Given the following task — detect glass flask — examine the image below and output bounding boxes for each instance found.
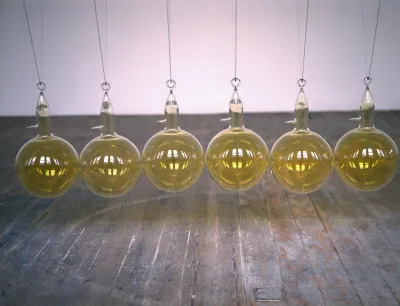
[15,91,79,198]
[206,88,269,190]
[270,88,333,193]
[334,86,398,191]
[142,90,204,192]
[80,92,141,197]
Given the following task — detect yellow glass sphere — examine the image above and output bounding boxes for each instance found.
[80,92,141,197]
[271,130,333,193]
[206,88,268,190]
[15,135,78,198]
[143,129,204,192]
[15,91,78,198]
[334,86,398,191]
[270,87,333,193]
[206,127,269,190]
[80,134,141,197]
[334,128,398,191]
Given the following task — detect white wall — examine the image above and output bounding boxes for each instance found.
[0,0,399,116]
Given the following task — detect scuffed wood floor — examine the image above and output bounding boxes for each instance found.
[0,112,399,305]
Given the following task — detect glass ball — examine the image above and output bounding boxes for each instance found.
[143,129,204,192]
[15,135,79,198]
[334,127,398,191]
[206,128,269,190]
[80,134,141,197]
[270,130,333,193]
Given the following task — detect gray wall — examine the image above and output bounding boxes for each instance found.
[0,0,399,116]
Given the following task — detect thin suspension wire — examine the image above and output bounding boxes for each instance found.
[93,0,107,84]
[360,0,368,77]
[234,0,238,79]
[300,0,309,81]
[40,0,44,81]
[23,0,41,84]
[166,0,173,81]
[296,0,302,78]
[367,0,381,78]
[105,0,108,79]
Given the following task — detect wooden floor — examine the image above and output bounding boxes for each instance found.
[0,112,400,306]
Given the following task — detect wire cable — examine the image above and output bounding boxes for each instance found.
[23,0,41,84]
[93,0,107,85]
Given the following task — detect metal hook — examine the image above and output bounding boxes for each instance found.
[230,78,241,89]
[166,79,176,89]
[363,76,372,86]
[297,78,307,88]
[36,82,46,91]
[101,82,111,92]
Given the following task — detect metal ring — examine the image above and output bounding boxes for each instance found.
[166,79,176,89]
[101,82,111,92]
[230,78,241,88]
[36,82,46,91]
[297,78,307,88]
[363,76,372,86]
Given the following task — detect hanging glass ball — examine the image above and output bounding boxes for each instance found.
[334,128,398,190]
[80,135,141,197]
[334,87,398,191]
[271,130,333,193]
[270,88,333,193]
[15,92,79,198]
[206,88,269,190]
[16,136,79,198]
[142,90,204,192]
[206,128,269,190]
[80,93,141,197]
[143,130,204,192]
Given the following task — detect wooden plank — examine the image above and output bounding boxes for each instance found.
[238,185,284,304]
[261,175,326,305]
[310,184,400,306]
[325,182,400,304]
[285,191,362,305]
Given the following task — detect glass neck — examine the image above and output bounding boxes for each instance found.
[166,112,179,130]
[37,114,52,136]
[294,107,309,131]
[36,92,51,136]
[229,109,244,128]
[101,112,116,135]
[359,106,375,128]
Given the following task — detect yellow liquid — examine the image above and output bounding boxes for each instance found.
[206,128,269,190]
[143,129,204,192]
[15,135,79,198]
[334,127,398,191]
[271,130,333,193]
[80,134,141,197]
